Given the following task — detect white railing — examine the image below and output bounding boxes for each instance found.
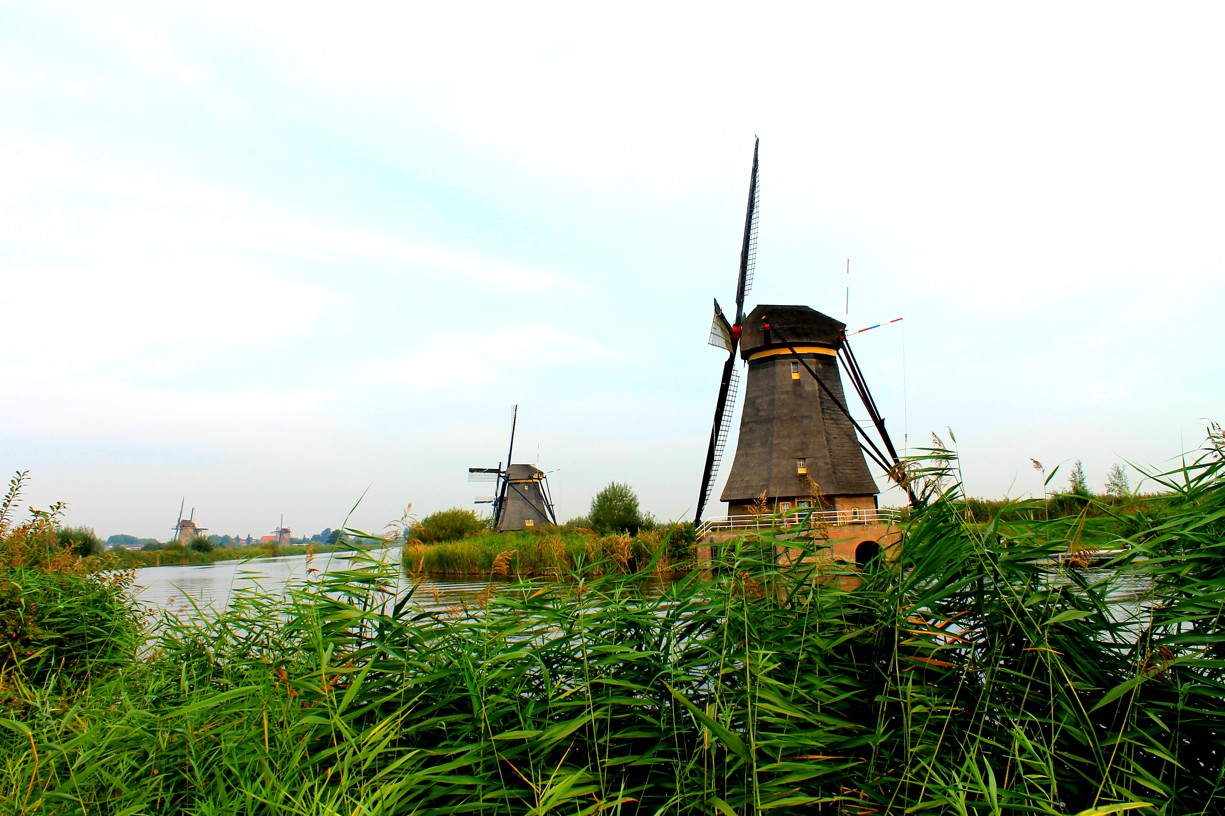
[696,508,903,540]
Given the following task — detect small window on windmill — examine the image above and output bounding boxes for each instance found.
[525,519,535,528]
[796,457,807,475]
[779,502,792,513]
[790,361,800,380]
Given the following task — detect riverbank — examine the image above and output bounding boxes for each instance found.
[401,524,694,577]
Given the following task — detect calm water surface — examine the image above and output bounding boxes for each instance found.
[131,548,493,618]
[130,551,1155,636]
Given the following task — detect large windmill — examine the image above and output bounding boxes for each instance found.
[469,406,558,532]
[695,139,911,532]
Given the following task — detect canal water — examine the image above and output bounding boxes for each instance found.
[131,548,493,619]
[130,551,1154,636]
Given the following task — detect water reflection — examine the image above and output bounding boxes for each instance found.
[130,548,493,618]
[130,551,1156,643]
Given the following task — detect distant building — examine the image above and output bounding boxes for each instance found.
[259,527,292,546]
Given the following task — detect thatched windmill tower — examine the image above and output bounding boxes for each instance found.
[470,406,558,532]
[719,304,879,516]
[695,139,911,539]
[497,464,556,531]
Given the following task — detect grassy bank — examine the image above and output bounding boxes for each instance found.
[402,524,694,577]
[101,541,357,569]
[5,436,1225,813]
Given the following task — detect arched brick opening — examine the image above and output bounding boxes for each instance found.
[855,539,881,568]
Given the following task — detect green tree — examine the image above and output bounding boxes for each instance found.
[1068,459,1091,499]
[1105,463,1131,498]
[589,482,644,534]
[189,535,214,553]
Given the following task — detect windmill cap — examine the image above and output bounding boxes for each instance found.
[506,463,546,481]
[740,304,846,357]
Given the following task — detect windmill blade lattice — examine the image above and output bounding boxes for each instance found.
[736,152,759,316]
[699,365,739,514]
[695,138,760,525]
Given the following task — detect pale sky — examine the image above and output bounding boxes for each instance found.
[3,2,1222,540]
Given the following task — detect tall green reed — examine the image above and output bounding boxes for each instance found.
[6,434,1225,814]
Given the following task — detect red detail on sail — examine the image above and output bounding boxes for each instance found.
[731,325,742,340]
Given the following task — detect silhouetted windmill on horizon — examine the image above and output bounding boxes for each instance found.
[469,406,558,532]
[695,138,913,531]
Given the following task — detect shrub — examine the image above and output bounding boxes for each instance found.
[561,515,592,531]
[188,535,214,553]
[0,568,141,685]
[589,481,645,534]
[57,525,104,557]
[410,507,488,543]
[0,471,143,686]
[661,521,696,562]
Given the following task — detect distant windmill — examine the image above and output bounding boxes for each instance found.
[469,406,558,531]
[271,514,291,546]
[173,504,208,546]
[695,139,912,530]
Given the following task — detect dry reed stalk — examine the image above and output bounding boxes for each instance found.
[584,539,603,574]
[491,550,513,576]
[548,535,567,575]
[608,534,633,570]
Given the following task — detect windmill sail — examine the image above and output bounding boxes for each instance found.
[735,141,760,316]
[697,363,739,517]
[695,137,760,525]
[499,406,518,529]
[707,299,733,351]
[171,497,185,541]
